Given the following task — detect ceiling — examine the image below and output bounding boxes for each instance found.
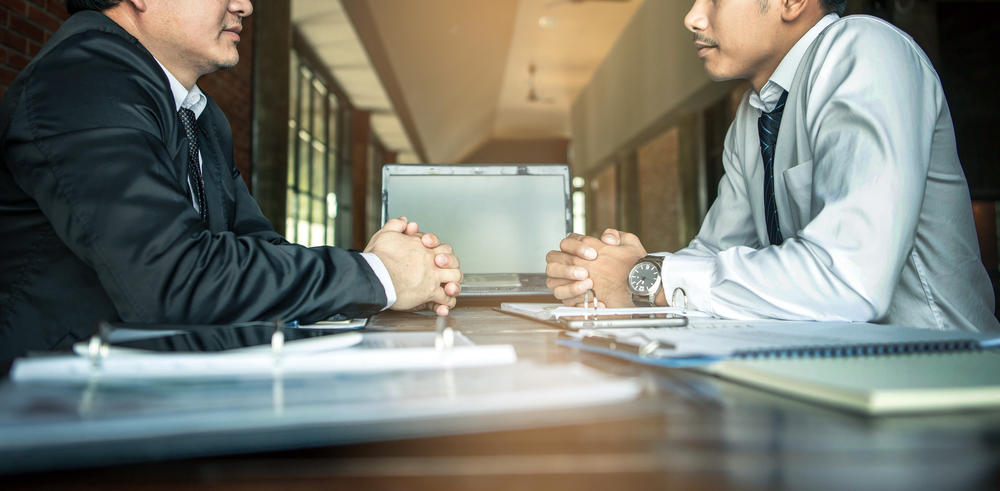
[292,0,644,164]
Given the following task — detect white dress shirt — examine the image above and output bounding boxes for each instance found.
[156,62,396,310]
[660,14,998,332]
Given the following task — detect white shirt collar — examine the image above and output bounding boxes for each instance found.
[750,13,839,112]
[154,59,207,118]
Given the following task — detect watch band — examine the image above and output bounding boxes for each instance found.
[630,291,656,307]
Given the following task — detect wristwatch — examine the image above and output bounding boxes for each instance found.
[627,255,664,307]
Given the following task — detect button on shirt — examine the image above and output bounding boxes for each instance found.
[657,15,998,332]
[155,62,397,310]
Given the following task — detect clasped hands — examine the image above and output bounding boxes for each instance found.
[545,228,649,308]
[364,221,654,314]
[364,217,462,316]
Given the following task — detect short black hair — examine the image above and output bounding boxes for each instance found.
[65,0,122,14]
[820,0,847,15]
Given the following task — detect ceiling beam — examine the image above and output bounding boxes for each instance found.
[340,0,428,163]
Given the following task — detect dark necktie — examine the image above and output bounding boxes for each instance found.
[758,90,788,246]
[178,107,208,225]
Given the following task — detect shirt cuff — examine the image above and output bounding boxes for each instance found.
[661,253,716,316]
[360,252,396,311]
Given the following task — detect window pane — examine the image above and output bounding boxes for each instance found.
[311,197,325,246]
[297,190,311,246]
[299,67,312,135]
[285,190,298,243]
[312,141,325,200]
[312,84,325,144]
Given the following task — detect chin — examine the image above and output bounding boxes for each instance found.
[215,56,240,70]
[704,66,738,83]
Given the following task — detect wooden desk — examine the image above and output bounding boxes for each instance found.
[5,307,1000,490]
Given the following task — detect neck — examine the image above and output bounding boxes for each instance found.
[101,7,200,90]
[750,10,827,95]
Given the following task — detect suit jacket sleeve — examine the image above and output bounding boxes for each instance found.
[3,28,387,324]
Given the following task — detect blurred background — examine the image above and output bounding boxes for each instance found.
[1,0,997,291]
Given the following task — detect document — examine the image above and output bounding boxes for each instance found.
[11,332,517,382]
[558,318,1000,366]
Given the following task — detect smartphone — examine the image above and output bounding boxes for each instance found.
[558,313,687,329]
[103,322,346,352]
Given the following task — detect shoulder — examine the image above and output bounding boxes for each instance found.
[792,15,941,111]
[11,12,174,140]
[804,15,935,76]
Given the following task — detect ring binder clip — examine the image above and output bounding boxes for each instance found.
[271,318,285,368]
[87,322,112,371]
[671,288,688,314]
[435,316,455,352]
[639,340,662,357]
[584,289,598,317]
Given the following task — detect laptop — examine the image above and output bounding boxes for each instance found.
[381,164,571,297]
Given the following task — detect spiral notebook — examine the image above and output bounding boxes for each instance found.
[700,351,1000,414]
[557,318,1000,367]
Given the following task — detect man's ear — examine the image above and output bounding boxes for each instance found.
[780,0,811,22]
[122,0,148,12]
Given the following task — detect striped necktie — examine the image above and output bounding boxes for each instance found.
[758,90,788,246]
[178,107,208,225]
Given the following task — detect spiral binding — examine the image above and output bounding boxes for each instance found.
[733,340,982,359]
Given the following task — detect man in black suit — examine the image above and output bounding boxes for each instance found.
[0,0,462,359]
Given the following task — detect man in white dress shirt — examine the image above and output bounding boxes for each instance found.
[545,0,999,332]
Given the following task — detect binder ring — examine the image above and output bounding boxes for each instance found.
[584,289,598,313]
[271,319,285,367]
[671,288,688,313]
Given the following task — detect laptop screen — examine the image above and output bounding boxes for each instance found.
[382,164,571,274]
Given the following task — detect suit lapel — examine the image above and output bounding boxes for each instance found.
[197,114,230,232]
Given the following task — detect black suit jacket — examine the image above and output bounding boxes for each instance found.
[0,12,387,359]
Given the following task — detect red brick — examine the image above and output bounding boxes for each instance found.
[27,5,60,32]
[25,39,39,55]
[2,29,28,54]
[0,0,28,16]
[7,49,28,69]
[0,64,17,85]
[9,14,43,40]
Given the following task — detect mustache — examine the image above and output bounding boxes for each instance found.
[693,33,718,47]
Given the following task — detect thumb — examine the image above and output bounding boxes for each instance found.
[601,229,622,246]
[381,216,409,233]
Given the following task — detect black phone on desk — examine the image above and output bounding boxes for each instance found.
[100,321,360,352]
[558,313,687,330]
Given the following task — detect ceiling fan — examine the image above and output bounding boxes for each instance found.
[526,62,555,104]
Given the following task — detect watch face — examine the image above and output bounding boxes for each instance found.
[628,261,660,295]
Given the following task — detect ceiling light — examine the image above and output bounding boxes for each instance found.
[538,16,557,28]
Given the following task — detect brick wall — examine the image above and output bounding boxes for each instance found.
[0,0,68,100]
[0,1,256,182]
